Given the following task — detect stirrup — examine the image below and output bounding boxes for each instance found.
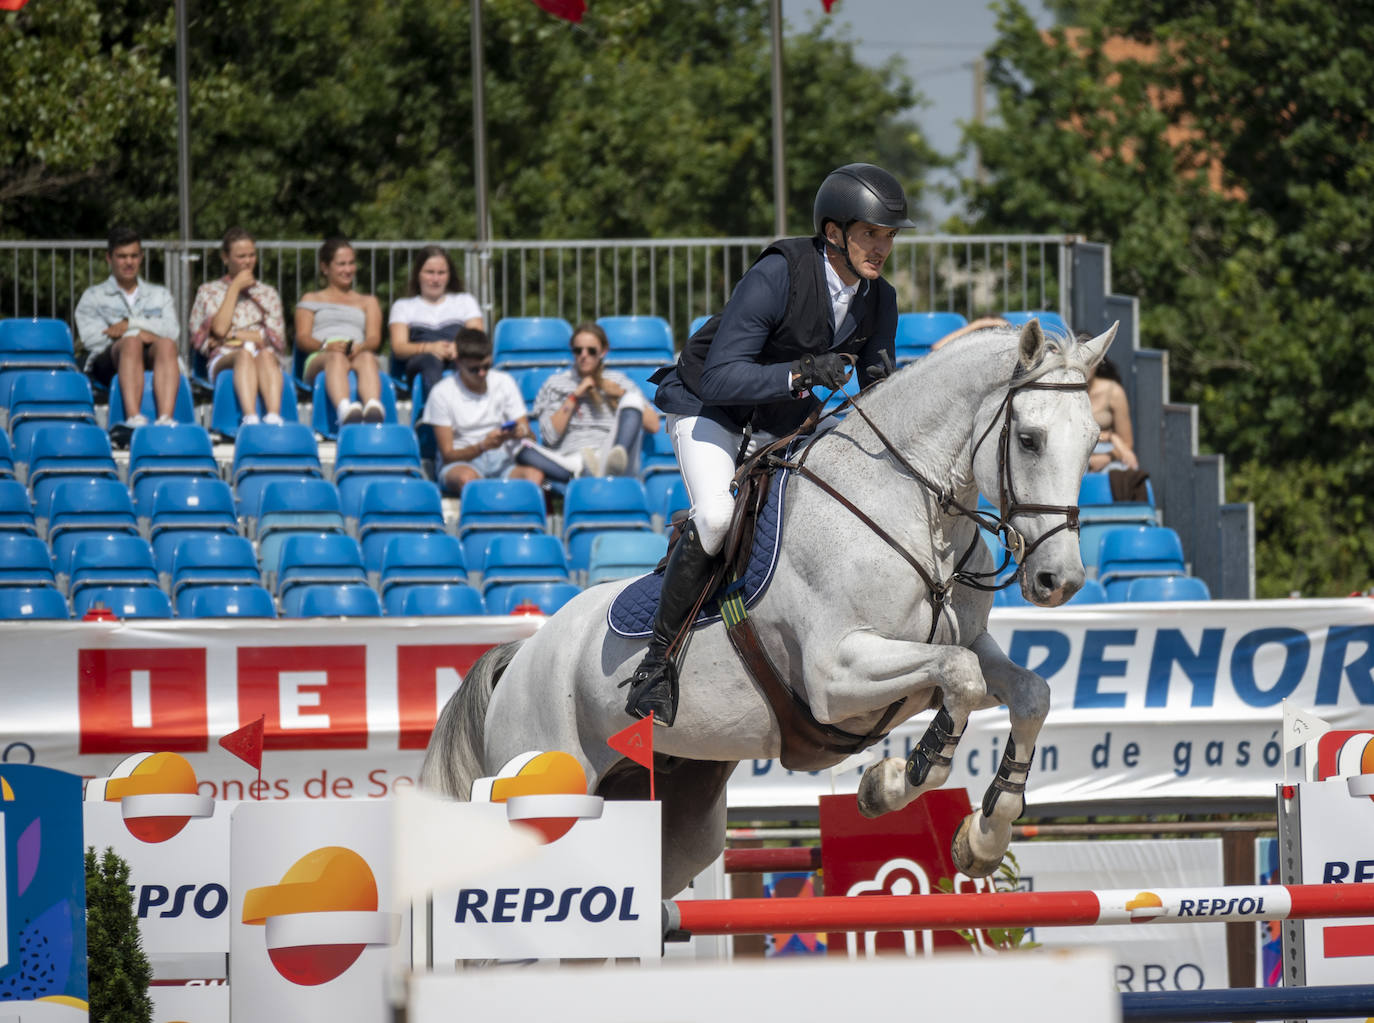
[981,735,1034,819]
[905,706,964,787]
[620,655,679,727]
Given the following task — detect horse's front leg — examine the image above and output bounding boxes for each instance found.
[949,631,1052,877]
[804,631,988,820]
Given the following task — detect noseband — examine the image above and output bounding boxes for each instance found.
[774,368,1087,643]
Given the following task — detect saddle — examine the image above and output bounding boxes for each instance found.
[683,429,903,771]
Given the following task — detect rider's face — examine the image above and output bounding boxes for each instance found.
[828,220,898,283]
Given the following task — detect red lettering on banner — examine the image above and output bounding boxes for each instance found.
[396,644,492,749]
[78,648,209,753]
[236,646,368,750]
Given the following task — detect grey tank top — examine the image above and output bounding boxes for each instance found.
[299,300,366,344]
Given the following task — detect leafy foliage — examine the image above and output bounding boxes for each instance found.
[963,1,1374,596]
[1,0,940,241]
[86,846,153,1023]
[937,851,1039,953]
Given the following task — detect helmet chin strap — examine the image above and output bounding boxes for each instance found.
[823,222,861,281]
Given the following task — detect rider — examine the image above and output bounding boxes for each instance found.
[622,163,914,727]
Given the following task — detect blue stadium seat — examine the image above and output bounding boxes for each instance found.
[1125,575,1211,602]
[456,478,547,569]
[231,421,323,519]
[0,585,68,620]
[0,430,12,480]
[106,370,197,427]
[170,534,261,602]
[1077,471,1158,573]
[180,583,277,619]
[993,584,1032,607]
[334,423,426,528]
[148,477,239,579]
[662,477,690,527]
[688,314,714,339]
[484,581,581,616]
[587,531,668,585]
[255,478,345,574]
[275,533,366,616]
[1067,578,1109,605]
[0,319,77,396]
[67,535,158,602]
[492,317,573,367]
[45,478,139,580]
[0,479,36,536]
[1097,526,1187,601]
[596,315,675,365]
[562,476,653,575]
[480,534,571,605]
[638,428,678,478]
[5,371,96,439]
[0,534,55,587]
[1000,310,1071,338]
[310,373,398,440]
[379,532,468,598]
[129,424,220,519]
[396,583,486,617]
[23,423,118,509]
[511,365,560,407]
[73,585,173,619]
[356,477,445,573]
[895,312,968,363]
[643,469,682,531]
[209,368,300,439]
[291,583,383,619]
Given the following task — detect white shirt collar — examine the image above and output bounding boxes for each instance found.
[822,251,861,333]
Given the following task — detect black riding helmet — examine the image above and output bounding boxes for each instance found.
[813,163,915,277]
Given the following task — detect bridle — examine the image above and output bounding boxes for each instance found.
[768,362,1088,643]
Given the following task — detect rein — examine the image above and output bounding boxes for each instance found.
[770,364,1087,643]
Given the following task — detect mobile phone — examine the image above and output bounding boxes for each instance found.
[501,419,518,431]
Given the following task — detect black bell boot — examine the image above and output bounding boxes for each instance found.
[621,520,717,727]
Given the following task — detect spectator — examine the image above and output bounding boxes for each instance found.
[420,327,541,495]
[930,316,1010,352]
[1088,357,1139,472]
[387,245,483,398]
[74,226,182,437]
[189,227,287,427]
[295,237,385,424]
[514,322,660,482]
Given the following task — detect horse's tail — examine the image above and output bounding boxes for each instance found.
[419,639,525,800]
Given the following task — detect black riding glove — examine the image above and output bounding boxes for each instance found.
[791,352,848,391]
[862,350,896,382]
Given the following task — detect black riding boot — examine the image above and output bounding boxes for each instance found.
[621,520,717,727]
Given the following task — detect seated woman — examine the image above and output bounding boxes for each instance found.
[387,245,483,399]
[295,237,385,424]
[189,227,287,426]
[515,321,660,483]
[1088,357,1139,472]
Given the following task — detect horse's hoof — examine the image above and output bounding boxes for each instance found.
[856,758,904,819]
[951,814,1003,878]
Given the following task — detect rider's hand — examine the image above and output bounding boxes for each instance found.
[862,351,896,382]
[791,352,848,391]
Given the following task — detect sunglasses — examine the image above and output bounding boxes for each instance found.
[460,361,493,373]
[572,345,602,356]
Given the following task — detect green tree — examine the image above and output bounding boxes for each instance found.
[86,846,153,1023]
[2,0,939,241]
[963,0,1374,596]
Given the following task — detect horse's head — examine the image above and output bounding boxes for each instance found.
[972,319,1118,606]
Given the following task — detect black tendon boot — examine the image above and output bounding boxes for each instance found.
[621,520,717,727]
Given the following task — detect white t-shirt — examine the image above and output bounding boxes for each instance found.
[387,292,482,340]
[420,369,526,448]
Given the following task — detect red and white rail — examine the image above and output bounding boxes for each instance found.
[667,883,1374,937]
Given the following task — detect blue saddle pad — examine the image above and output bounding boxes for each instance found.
[607,460,792,638]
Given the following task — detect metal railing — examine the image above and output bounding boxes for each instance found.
[1,234,1080,355]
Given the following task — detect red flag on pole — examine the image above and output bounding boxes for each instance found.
[820,0,836,11]
[0,1,33,10]
[607,715,656,800]
[531,0,585,22]
[219,715,265,771]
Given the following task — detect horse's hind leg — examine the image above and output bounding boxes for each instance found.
[951,632,1051,877]
[658,760,736,898]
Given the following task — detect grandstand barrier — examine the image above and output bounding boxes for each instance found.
[664,883,1374,939]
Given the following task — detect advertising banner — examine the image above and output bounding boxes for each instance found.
[149,982,228,1023]
[1,600,1371,810]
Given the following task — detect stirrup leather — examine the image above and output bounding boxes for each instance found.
[981,735,1034,819]
[905,706,964,787]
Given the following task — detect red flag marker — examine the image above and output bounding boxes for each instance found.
[0,1,33,10]
[531,0,585,22]
[219,715,265,775]
[821,0,836,11]
[607,715,655,801]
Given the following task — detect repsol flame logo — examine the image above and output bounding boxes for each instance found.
[471,751,603,844]
[85,752,214,843]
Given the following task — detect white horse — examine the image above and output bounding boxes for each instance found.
[422,319,1117,897]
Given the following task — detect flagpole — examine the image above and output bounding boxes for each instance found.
[769,0,787,237]
[471,0,493,322]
